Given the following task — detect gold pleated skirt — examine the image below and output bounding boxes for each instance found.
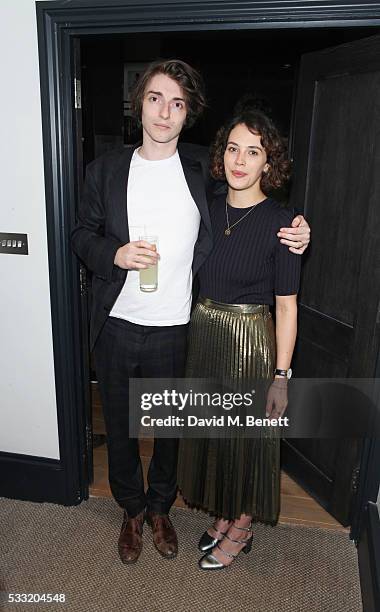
[177,297,280,524]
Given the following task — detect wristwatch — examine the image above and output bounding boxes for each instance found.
[274,368,292,379]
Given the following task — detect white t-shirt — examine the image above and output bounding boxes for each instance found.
[110,149,201,325]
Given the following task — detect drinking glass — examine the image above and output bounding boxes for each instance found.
[139,235,158,292]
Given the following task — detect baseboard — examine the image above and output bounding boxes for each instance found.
[358,502,380,612]
[0,451,79,505]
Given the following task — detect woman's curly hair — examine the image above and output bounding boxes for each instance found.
[210,109,291,193]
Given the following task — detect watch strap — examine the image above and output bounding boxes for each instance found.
[274,369,289,377]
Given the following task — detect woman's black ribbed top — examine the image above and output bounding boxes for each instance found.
[198,195,301,305]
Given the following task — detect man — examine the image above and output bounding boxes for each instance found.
[71,59,310,565]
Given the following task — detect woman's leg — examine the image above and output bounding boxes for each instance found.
[208,513,253,566]
[206,517,232,539]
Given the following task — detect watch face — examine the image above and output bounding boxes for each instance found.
[287,368,293,379]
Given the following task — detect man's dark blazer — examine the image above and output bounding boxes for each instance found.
[71,142,214,351]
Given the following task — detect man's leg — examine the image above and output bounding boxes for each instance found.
[93,317,146,564]
[140,324,188,558]
[94,316,146,515]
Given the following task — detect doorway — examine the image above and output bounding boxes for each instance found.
[76,26,378,531]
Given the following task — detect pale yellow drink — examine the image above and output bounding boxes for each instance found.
[140,263,157,291]
[139,235,158,292]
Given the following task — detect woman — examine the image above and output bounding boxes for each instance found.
[177,108,301,570]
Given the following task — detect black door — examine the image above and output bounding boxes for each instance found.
[72,37,94,491]
[282,35,380,526]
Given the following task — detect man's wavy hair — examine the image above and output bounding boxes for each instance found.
[210,109,291,193]
[130,59,206,128]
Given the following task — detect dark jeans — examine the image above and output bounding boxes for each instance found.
[94,316,188,517]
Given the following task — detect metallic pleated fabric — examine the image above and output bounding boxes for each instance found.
[177,297,280,524]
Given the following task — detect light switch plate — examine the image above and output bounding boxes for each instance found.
[0,233,28,255]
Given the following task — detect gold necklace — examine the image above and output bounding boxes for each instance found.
[224,198,261,236]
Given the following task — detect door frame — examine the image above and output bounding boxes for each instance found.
[35,0,380,538]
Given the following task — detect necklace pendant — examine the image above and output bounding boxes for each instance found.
[224,228,231,236]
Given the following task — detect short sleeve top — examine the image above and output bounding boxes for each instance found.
[197,195,301,305]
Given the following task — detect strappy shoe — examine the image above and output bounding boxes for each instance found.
[198,523,253,570]
[198,521,232,552]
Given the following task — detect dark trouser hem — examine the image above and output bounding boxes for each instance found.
[116,485,177,517]
[117,497,176,517]
[117,497,147,518]
[145,500,177,515]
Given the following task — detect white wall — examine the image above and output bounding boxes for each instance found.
[0,0,59,459]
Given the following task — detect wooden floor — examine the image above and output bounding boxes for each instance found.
[90,384,348,533]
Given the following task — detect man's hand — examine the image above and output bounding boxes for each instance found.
[114,240,159,270]
[277,215,310,254]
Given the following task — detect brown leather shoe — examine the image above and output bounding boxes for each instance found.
[145,511,178,559]
[118,510,144,564]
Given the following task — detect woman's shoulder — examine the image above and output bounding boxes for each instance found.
[263,198,295,224]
